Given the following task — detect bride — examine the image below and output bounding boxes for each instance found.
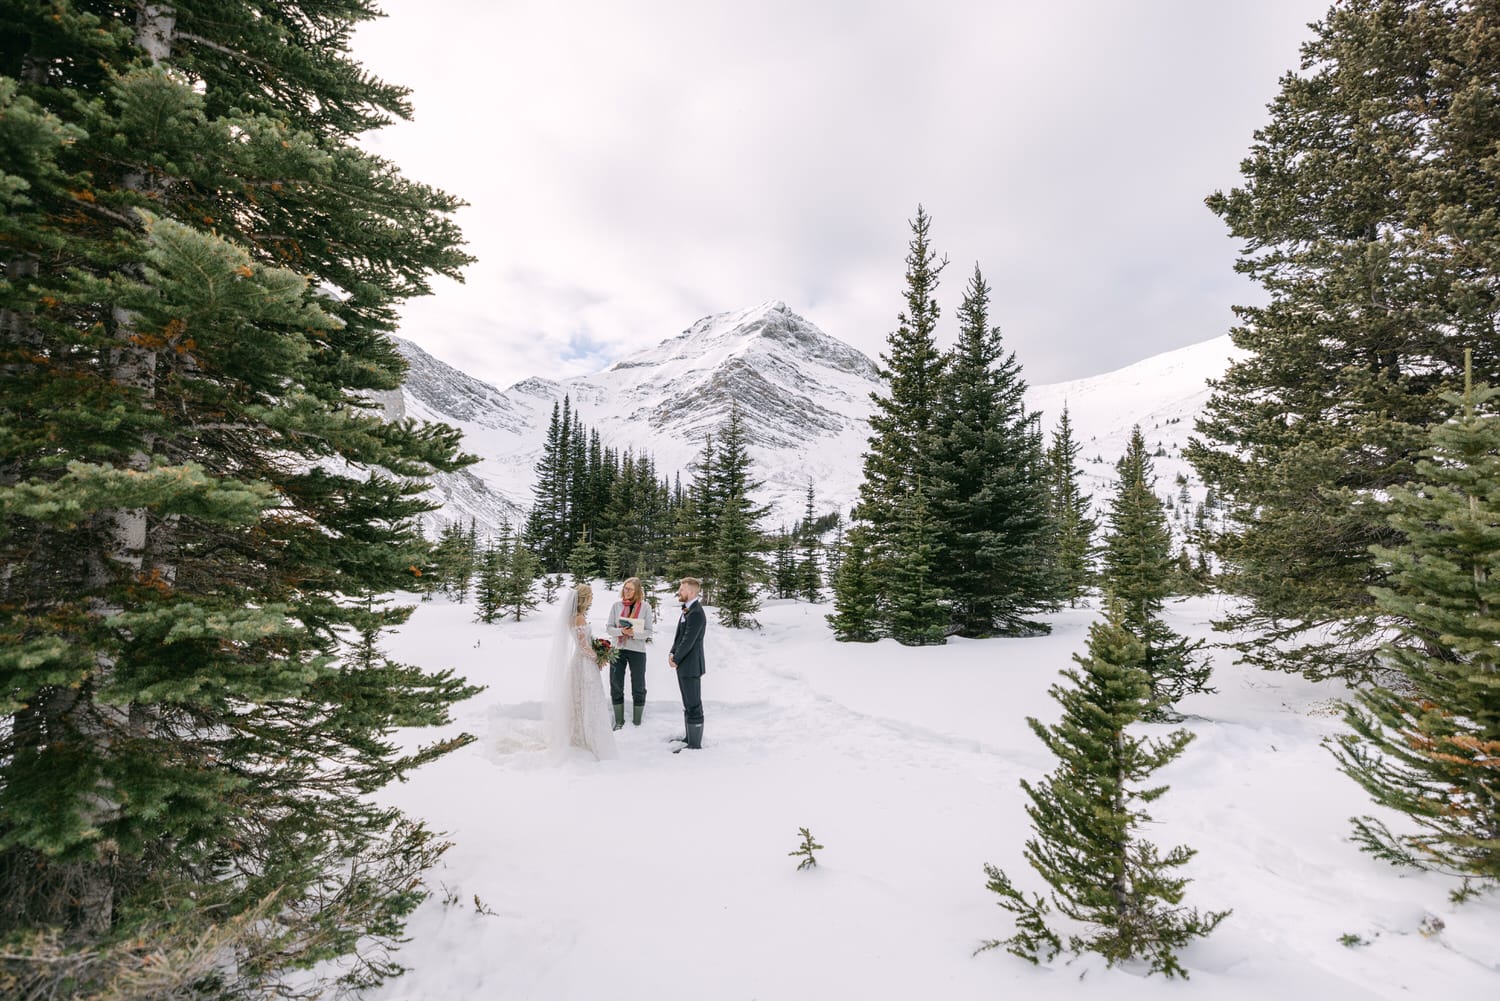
[543,583,617,760]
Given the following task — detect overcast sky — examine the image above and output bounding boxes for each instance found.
[350,0,1327,389]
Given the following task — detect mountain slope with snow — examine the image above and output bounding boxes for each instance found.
[392,303,1244,534]
[1028,334,1247,531]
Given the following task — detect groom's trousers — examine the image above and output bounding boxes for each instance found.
[610,650,647,708]
[676,670,704,726]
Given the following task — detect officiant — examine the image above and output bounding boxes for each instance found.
[604,576,653,729]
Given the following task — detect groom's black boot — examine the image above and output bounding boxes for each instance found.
[612,702,624,731]
[674,722,703,753]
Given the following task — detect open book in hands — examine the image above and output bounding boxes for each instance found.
[615,616,650,644]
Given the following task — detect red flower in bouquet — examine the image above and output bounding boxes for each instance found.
[589,636,615,668]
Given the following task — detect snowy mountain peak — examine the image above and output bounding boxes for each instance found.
[609,300,879,385]
[391,303,885,531]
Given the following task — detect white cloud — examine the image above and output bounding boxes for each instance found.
[353,0,1326,387]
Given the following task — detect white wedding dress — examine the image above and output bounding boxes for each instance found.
[544,594,617,760]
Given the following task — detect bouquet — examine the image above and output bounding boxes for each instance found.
[589,636,616,668]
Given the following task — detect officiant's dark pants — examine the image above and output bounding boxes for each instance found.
[676,670,704,726]
[610,650,647,707]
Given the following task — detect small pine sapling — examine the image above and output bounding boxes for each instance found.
[789,827,824,871]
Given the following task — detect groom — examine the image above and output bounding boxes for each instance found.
[668,577,706,751]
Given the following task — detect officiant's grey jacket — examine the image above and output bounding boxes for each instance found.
[605,599,654,653]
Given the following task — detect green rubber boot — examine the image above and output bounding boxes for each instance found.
[632,703,644,726]
[612,703,624,731]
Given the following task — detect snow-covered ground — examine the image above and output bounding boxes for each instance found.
[363,590,1498,1000]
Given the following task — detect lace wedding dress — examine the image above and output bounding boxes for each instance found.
[544,593,617,760]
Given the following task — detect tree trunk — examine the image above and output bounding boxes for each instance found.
[66,1,179,938]
[1111,730,1131,922]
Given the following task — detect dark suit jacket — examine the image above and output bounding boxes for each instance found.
[670,600,707,677]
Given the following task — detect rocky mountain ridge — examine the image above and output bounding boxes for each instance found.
[389,301,1242,538]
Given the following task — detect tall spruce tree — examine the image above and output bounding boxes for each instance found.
[983,605,1228,977]
[798,482,823,603]
[500,529,540,623]
[1047,404,1098,607]
[715,493,761,628]
[1332,357,1500,893]
[1188,0,1500,681]
[1102,429,1213,718]
[825,519,846,583]
[827,526,879,642]
[563,416,588,558]
[709,408,767,627]
[668,437,717,593]
[772,527,798,599]
[600,448,636,581]
[635,458,672,583]
[524,399,570,572]
[928,265,1055,637]
[0,3,480,993]
[856,205,948,537]
[474,536,506,624]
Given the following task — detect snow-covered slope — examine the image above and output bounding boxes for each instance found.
[393,303,1245,534]
[1028,334,1248,532]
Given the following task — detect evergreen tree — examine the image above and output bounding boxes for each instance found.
[604,449,670,582]
[715,492,761,629]
[600,448,637,581]
[827,526,880,643]
[668,438,717,592]
[1102,428,1213,718]
[473,536,506,624]
[567,528,601,586]
[431,520,478,603]
[429,521,462,595]
[928,264,1055,636]
[647,464,674,581]
[798,482,824,603]
[825,519,846,583]
[601,450,638,579]
[524,400,570,572]
[541,573,563,603]
[500,530,540,623]
[1331,358,1500,893]
[1048,404,1098,607]
[856,205,948,535]
[0,3,480,992]
[1188,0,1500,681]
[709,407,768,624]
[982,606,1229,977]
[1173,547,1208,597]
[886,484,948,646]
[564,416,588,557]
[1193,549,1213,587]
[772,528,799,599]
[579,432,617,572]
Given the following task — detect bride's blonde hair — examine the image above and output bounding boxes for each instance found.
[574,582,593,614]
